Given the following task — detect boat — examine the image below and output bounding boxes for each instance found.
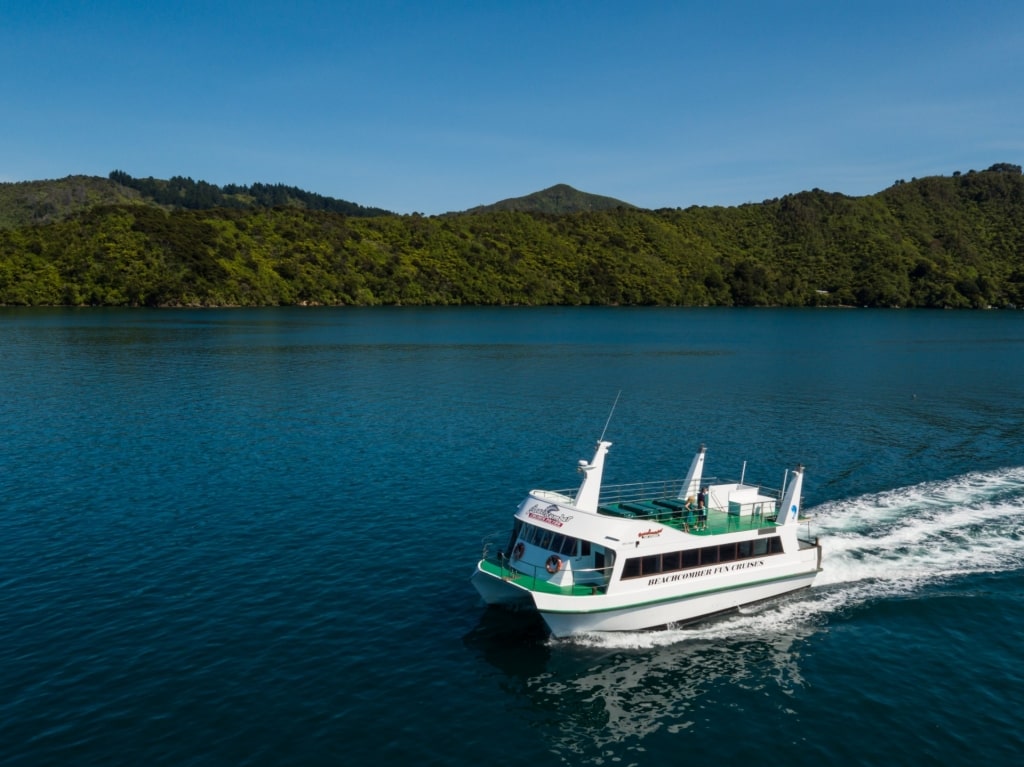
[471,440,822,637]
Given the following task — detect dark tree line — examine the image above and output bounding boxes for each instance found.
[108,170,392,216]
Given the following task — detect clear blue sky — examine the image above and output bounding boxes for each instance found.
[2,1,1022,214]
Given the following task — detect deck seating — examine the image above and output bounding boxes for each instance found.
[598,505,636,518]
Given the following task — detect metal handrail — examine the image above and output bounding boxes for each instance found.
[481,550,613,591]
[541,476,784,508]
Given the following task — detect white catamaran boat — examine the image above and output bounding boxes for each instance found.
[472,441,822,637]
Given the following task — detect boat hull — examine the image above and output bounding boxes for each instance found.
[473,554,821,638]
[537,569,818,637]
[470,566,534,608]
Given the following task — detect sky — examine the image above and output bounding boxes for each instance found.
[2,1,1022,214]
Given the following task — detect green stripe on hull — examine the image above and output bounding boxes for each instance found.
[535,569,821,616]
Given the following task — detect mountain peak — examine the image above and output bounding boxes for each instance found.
[464,183,635,215]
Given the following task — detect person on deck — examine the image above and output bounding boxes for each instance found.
[684,496,696,530]
[697,486,708,530]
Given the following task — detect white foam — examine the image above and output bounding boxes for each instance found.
[563,466,1024,649]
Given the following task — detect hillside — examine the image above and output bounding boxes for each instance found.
[108,171,393,217]
[464,183,634,214]
[0,171,392,229]
[0,165,1022,309]
[0,175,144,228]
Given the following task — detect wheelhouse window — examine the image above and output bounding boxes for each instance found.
[517,523,588,559]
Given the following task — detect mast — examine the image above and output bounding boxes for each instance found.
[574,440,612,513]
[573,392,620,513]
[678,444,707,499]
[775,464,804,525]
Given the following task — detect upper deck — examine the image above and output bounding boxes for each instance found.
[545,476,784,536]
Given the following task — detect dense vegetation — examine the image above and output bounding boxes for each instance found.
[1,165,1022,308]
[466,183,634,214]
[0,175,143,228]
[107,170,392,216]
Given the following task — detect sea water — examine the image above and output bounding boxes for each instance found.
[2,307,1023,766]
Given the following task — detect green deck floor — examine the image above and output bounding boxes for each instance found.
[599,501,779,536]
[479,559,603,596]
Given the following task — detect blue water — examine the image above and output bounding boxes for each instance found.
[2,307,1023,766]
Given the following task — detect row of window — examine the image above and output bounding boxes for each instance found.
[511,521,592,557]
[621,536,784,579]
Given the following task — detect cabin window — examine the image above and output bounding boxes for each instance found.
[622,558,641,579]
[559,535,578,556]
[641,555,661,575]
[581,540,591,556]
[620,535,786,580]
[507,521,523,553]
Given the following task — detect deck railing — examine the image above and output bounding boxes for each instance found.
[797,520,817,547]
[543,478,694,506]
[544,476,783,509]
[478,535,612,594]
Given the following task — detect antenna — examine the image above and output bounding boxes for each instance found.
[599,390,621,442]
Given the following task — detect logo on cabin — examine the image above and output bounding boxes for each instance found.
[647,559,765,586]
[527,503,574,528]
[638,529,661,539]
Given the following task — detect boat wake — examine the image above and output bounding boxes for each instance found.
[564,465,1024,649]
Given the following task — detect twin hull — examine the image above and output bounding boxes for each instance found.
[473,546,819,637]
[536,557,817,637]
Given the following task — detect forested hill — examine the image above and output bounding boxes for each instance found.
[465,183,634,214]
[0,164,1022,308]
[0,172,392,229]
[107,171,393,217]
[0,175,143,228]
